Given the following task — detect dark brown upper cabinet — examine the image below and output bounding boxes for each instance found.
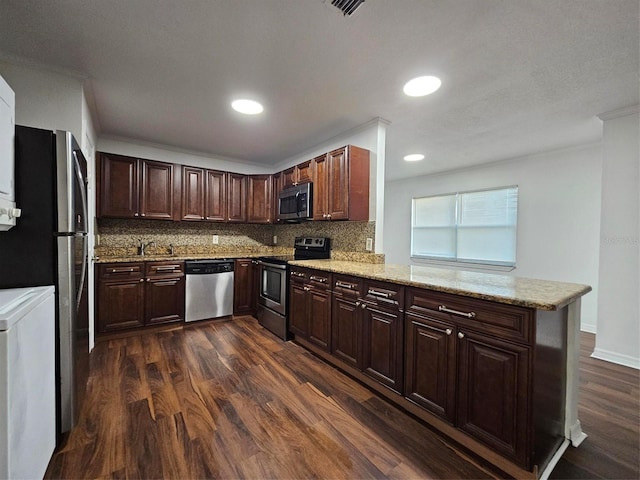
[313,145,370,221]
[247,174,273,224]
[98,152,180,220]
[226,172,247,222]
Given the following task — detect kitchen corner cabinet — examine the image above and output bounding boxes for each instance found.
[247,174,273,224]
[289,267,332,351]
[313,145,370,221]
[98,152,180,220]
[96,261,185,334]
[233,259,255,315]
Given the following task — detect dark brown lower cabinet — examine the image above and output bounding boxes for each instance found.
[233,259,254,315]
[457,329,531,467]
[288,267,332,351]
[97,276,145,332]
[289,280,309,337]
[97,261,184,334]
[361,304,404,394]
[144,275,184,325]
[307,287,331,350]
[404,311,457,423]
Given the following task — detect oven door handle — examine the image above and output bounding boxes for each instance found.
[256,260,288,270]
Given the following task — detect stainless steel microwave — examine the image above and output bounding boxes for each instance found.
[277,182,312,222]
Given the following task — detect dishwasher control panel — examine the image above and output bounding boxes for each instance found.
[185,260,234,275]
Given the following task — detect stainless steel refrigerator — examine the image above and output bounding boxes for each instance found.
[0,125,89,441]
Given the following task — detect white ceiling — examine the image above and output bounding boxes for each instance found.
[0,0,638,181]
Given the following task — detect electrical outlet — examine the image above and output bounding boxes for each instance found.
[212,235,219,245]
[365,238,373,251]
[95,234,100,246]
[273,235,278,245]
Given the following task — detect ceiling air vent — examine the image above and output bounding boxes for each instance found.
[331,0,365,16]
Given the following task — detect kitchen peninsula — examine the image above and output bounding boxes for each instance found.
[287,259,591,479]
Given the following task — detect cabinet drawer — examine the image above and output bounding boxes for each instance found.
[145,261,184,277]
[290,267,308,284]
[406,288,534,344]
[98,262,143,279]
[308,270,331,290]
[333,274,363,299]
[362,279,404,311]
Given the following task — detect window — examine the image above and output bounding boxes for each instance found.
[411,186,518,266]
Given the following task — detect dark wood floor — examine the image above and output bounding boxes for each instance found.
[46,318,639,479]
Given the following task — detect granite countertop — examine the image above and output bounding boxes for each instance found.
[94,252,269,263]
[288,259,592,311]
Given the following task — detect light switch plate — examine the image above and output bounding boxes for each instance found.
[212,235,219,245]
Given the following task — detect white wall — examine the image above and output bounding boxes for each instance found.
[97,136,271,175]
[384,144,602,331]
[0,62,84,143]
[594,109,639,369]
[275,117,388,253]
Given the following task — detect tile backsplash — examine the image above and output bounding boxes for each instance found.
[96,219,379,260]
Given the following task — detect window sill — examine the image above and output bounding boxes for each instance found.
[410,256,516,273]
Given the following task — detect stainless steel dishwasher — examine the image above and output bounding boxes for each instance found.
[185,259,234,322]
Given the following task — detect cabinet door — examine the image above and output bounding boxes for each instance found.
[281,167,296,188]
[327,147,349,220]
[312,153,328,220]
[297,160,312,184]
[362,305,404,394]
[97,279,145,332]
[247,174,272,223]
[182,166,205,221]
[405,312,457,423]
[233,259,254,315]
[457,330,531,467]
[227,173,247,222]
[145,276,185,325]
[99,153,139,218]
[205,170,226,221]
[331,296,362,368]
[308,288,331,351]
[289,282,309,337]
[272,173,282,223]
[140,160,174,220]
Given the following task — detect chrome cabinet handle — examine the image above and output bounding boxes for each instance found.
[134,212,139,217]
[368,289,391,299]
[155,265,180,271]
[458,332,465,339]
[304,286,310,291]
[141,213,146,217]
[110,267,135,273]
[361,303,367,309]
[445,328,452,336]
[355,301,361,307]
[439,305,476,318]
[336,281,355,290]
[139,278,144,283]
[310,276,327,283]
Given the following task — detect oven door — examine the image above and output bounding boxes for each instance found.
[257,260,287,315]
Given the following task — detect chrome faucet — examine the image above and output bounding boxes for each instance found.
[138,239,156,256]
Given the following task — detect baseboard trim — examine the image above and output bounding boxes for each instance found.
[591,348,640,370]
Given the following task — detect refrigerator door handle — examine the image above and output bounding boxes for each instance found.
[72,151,89,234]
[76,235,88,313]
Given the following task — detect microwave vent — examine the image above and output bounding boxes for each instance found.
[331,0,365,16]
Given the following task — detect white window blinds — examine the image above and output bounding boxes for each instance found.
[411,186,518,266]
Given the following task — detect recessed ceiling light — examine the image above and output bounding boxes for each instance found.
[231,99,264,115]
[403,76,441,97]
[404,154,425,162]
